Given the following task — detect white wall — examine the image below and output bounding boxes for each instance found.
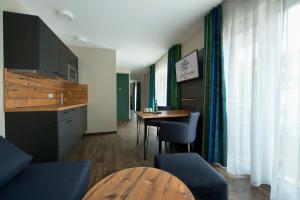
[117,67,131,74]
[70,46,117,133]
[0,0,29,137]
[181,22,205,57]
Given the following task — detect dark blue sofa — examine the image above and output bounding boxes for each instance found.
[0,136,91,200]
[155,153,228,200]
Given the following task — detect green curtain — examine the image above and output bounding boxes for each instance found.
[148,64,155,109]
[202,5,227,166]
[167,44,181,109]
[136,82,141,111]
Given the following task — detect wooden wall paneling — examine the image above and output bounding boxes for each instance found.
[63,83,88,105]
[3,68,88,110]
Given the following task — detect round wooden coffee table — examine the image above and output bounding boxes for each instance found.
[83,167,195,200]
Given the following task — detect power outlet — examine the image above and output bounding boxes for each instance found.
[48,93,54,99]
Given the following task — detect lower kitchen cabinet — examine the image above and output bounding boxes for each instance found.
[58,118,73,160]
[5,106,87,163]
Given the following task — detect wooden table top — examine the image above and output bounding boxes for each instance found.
[83,167,195,200]
[136,110,190,119]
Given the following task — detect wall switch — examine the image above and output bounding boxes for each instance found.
[48,93,54,99]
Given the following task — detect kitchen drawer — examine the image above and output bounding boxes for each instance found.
[57,109,72,122]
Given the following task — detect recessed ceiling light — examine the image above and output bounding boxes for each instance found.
[73,36,87,43]
[55,10,74,21]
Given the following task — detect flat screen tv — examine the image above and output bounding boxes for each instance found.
[175,50,199,82]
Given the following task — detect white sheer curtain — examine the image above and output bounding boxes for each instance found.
[223,0,300,199]
[155,53,168,106]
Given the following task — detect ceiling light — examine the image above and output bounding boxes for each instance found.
[56,10,74,21]
[73,36,87,43]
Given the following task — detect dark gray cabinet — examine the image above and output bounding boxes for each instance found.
[3,11,78,82]
[3,11,40,71]
[5,106,87,163]
[39,20,60,77]
[71,108,82,145]
[58,43,70,78]
[58,107,87,160]
[58,119,72,160]
[58,43,78,79]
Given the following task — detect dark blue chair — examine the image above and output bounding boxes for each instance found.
[158,112,200,153]
[145,106,172,130]
[144,106,172,153]
[155,153,228,200]
[136,106,171,145]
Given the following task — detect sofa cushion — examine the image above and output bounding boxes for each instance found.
[0,136,32,186]
[0,160,91,200]
[155,153,228,200]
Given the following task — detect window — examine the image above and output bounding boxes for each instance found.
[155,53,168,106]
[223,0,300,197]
[276,2,300,187]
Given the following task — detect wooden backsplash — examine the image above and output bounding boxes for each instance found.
[4,68,88,110]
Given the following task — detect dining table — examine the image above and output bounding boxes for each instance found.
[136,110,190,160]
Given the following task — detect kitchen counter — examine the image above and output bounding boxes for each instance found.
[5,103,88,112]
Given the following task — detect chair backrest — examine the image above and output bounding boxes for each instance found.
[157,106,171,111]
[187,112,200,142]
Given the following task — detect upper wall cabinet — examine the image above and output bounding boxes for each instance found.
[58,42,78,81]
[3,11,78,83]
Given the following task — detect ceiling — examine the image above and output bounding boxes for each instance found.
[20,0,221,69]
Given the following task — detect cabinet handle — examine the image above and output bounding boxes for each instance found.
[54,72,66,78]
[67,120,72,123]
[63,111,69,114]
[54,71,61,76]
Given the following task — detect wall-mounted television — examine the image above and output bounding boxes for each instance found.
[175,50,199,82]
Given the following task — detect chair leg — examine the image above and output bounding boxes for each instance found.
[187,143,191,153]
[164,142,168,153]
[170,143,173,153]
[159,140,162,154]
[146,126,150,156]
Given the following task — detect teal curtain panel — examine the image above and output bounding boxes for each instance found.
[148,64,155,109]
[167,44,181,109]
[202,5,228,166]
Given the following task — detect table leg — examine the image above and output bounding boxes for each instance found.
[136,116,138,144]
[137,116,141,145]
[144,119,147,160]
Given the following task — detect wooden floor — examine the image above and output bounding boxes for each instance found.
[69,114,270,200]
